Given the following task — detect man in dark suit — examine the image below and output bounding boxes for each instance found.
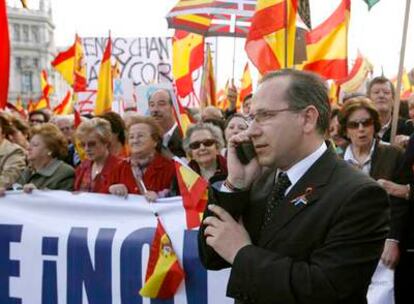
[199,70,389,304]
[147,89,186,158]
[367,76,413,144]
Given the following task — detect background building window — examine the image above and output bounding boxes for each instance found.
[21,71,33,93]
[31,26,40,42]
[13,24,21,41]
[23,24,29,42]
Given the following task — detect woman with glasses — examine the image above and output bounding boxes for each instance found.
[183,123,227,181]
[126,116,175,202]
[74,118,136,196]
[338,96,411,287]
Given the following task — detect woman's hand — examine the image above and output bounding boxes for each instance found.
[109,184,129,198]
[23,183,37,193]
[144,191,158,203]
[377,179,410,199]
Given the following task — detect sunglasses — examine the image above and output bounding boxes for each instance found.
[346,118,374,129]
[189,139,216,150]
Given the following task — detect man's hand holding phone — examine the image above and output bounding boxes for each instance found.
[226,131,261,190]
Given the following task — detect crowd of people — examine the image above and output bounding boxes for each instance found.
[1,71,414,303]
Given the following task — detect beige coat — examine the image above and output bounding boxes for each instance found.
[0,139,26,188]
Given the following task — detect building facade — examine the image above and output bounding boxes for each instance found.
[7,0,66,107]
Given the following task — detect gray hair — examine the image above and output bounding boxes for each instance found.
[183,122,225,153]
[261,69,331,135]
[75,117,112,145]
[147,88,173,105]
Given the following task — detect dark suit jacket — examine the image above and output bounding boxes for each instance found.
[370,143,411,242]
[199,149,389,304]
[339,142,410,241]
[380,118,413,143]
[166,127,186,158]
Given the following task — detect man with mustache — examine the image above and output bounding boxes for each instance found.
[147,89,186,158]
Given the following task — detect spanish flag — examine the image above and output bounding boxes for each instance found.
[303,0,350,80]
[337,52,373,96]
[53,91,73,115]
[199,44,216,108]
[173,30,204,98]
[31,97,49,111]
[41,70,53,98]
[51,35,87,92]
[238,63,253,110]
[94,37,113,115]
[245,0,297,74]
[173,157,208,229]
[0,0,10,110]
[172,96,194,138]
[140,218,184,299]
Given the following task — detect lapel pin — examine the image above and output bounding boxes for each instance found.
[290,187,314,207]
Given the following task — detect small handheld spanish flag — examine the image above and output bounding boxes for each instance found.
[139,218,185,299]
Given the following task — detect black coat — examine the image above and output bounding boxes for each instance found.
[199,149,389,304]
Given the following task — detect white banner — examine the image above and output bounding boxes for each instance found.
[0,191,231,304]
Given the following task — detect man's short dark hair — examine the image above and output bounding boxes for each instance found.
[261,69,331,135]
[367,76,395,99]
[28,110,50,123]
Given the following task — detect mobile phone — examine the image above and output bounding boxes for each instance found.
[235,141,256,165]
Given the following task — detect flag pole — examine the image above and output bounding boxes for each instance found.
[391,0,411,144]
[232,32,237,79]
[284,0,288,68]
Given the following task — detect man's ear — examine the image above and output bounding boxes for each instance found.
[301,105,319,134]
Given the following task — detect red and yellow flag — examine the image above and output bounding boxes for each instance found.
[31,97,49,111]
[199,44,216,108]
[139,218,185,299]
[0,0,10,109]
[51,35,87,92]
[303,0,350,80]
[173,30,204,98]
[173,96,195,138]
[216,79,229,110]
[238,63,253,110]
[174,158,208,229]
[245,0,297,74]
[41,70,53,98]
[94,37,113,115]
[336,52,373,97]
[53,91,73,115]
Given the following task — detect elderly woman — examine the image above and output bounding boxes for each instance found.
[126,116,175,201]
[339,96,411,270]
[74,118,136,196]
[0,113,26,193]
[222,113,249,156]
[183,122,227,181]
[15,123,74,192]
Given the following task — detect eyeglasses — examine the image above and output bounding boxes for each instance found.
[248,108,297,124]
[346,118,374,129]
[189,139,216,150]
